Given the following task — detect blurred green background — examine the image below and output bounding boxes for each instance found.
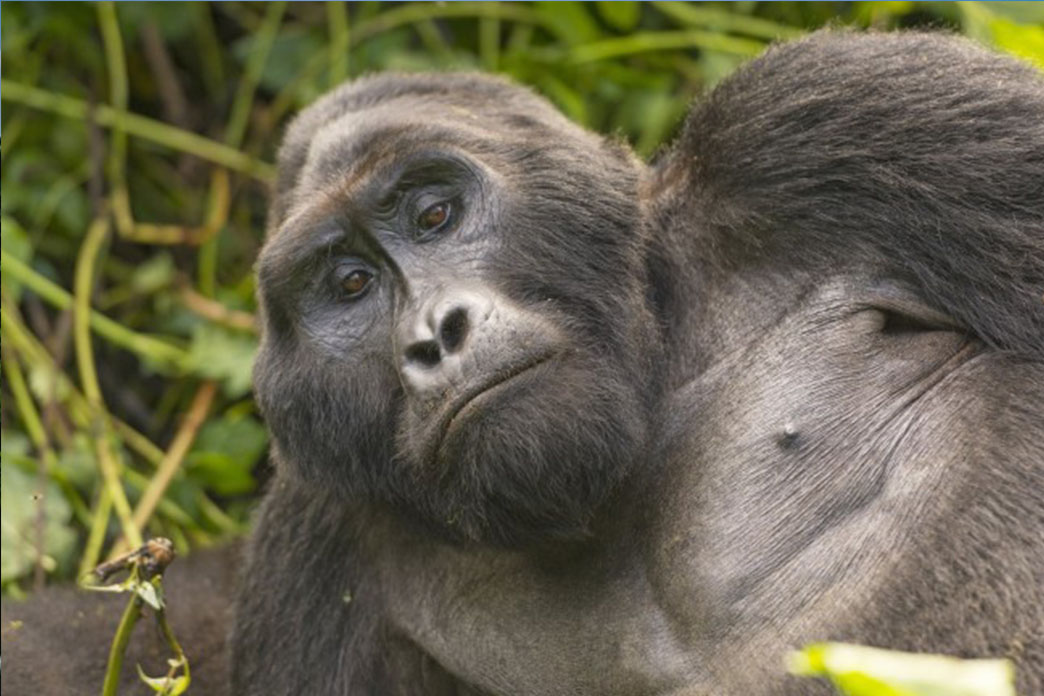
[1,1,1042,596]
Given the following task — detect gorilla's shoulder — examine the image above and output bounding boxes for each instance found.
[663,29,1044,359]
[681,29,1044,149]
[760,27,1041,70]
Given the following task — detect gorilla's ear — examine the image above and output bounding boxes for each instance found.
[1,545,239,695]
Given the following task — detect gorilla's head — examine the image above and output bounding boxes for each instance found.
[254,74,659,546]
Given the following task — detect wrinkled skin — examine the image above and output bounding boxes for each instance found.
[3,31,1042,696]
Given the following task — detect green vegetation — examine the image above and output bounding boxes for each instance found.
[3,0,1040,598]
[789,642,1016,696]
[2,3,1039,694]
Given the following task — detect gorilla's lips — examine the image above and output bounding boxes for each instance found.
[430,352,558,463]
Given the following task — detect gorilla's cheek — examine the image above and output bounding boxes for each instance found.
[394,354,648,545]
[254,344,400,494]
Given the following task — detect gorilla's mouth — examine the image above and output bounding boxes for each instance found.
[432,352,558,461]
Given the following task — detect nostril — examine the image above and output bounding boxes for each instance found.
[439,307,469,354]
[405,340,441,368]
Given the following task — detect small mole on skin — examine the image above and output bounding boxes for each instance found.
[777,422,799,448]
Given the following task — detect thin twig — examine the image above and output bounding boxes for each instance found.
[480,7,501,71]
[109,381,218,559]
[0,300,162,463]
[79,488,113,580]
[569,29,764,64]
[1,296,223,535]
[97,2,135,238]
[0,250,189,368]
[327,1,350,86]
[101,593,143,696]
[224,1,286,148]
[74,217,142,551]
[140,21,189,129]
[349,2,544,44]
[178,285,257,332]
[0,80,275,181]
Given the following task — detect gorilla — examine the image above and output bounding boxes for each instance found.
[233,29,1044,695]
[4,30,1043,695]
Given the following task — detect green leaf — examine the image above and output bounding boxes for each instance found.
[135,578,164,611]
[56,433,99,490]
[137,662,190,695]
[986,1,1044,25]
[185,414,267,496]
[788,642,1016,696]
[26,362,72,407]
[596,1,641,32]
[534,1,601,45]
[991,17,1044,71]
[234,29,325,94]
[185,323,258,397]
[115,1,195,40]
[0,454,77,583]
[0,216,32,300]
[131,252,175,295]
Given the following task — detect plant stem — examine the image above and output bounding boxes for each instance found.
[97,1,134,237]
[156,603,190,685]
[569,29,764,64]
[109,381,217,559]
[0,249,189,368]
[74,217,142,551]
[101,593,143,696]
[480,7,501,71]
[0,80,275,181]
[224,1,285,148]
[350,2,543,44]
[651,2,802,40]
[327,1,350,85]
[80,488,113,580]
[2,343,59,470]
[75,218,110,408]
[0,302,167,465]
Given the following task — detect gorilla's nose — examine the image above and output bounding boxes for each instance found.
[400,289,494,384]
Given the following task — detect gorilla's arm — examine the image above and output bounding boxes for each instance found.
[1,545,238,695]
[231,475,471,695]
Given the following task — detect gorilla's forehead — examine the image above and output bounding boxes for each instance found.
[299,103,496,191]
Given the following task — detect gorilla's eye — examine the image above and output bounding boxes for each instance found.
[340,269,373,298]
[417,201,451,234]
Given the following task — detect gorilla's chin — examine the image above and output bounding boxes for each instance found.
[394,355,648,547]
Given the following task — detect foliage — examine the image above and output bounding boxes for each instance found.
[1,0,1041,597]
[82,538,189,695]
[789,642,1016,696]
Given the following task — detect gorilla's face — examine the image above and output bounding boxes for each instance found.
[253,76,658,545]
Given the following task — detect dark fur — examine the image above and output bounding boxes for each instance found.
[652,30,1044,364]
[3,31,1041,696]
[252,72,659,546]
